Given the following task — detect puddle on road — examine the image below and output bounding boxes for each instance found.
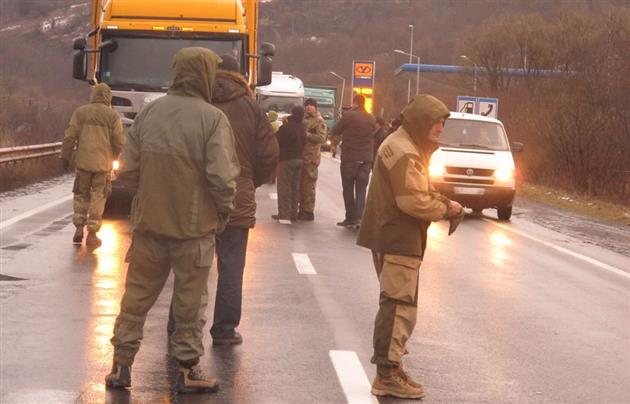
[2,243,31,251]
[0,274,27,281]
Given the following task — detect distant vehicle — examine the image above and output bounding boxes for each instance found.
[428,112,523,220]
[256,72,304,121]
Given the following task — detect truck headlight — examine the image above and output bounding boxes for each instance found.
[112,160,120,171]
[429,164,445,177]
[494,167,514,181]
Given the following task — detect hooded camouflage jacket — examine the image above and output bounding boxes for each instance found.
[211,70,278,228]
[302,111,327,164]
[61,83,125,172]
[118,47,240,239]
[357,95,451,257]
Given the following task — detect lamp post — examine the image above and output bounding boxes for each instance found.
[407,24,414,103]
[460,55,478,94]
[395,49,420,96]
[329,71,345,117]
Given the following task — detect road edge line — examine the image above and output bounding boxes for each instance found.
[0,194,73,230]
[483,218,630,280]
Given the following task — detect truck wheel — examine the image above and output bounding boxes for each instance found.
[497,206,512,221]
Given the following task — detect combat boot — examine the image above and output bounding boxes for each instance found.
[105,362,131,389]
[73,225,84,244]
[396,364,424,389]
[176,364,219,393]
[86,231,102,247]
[371,364,424,399]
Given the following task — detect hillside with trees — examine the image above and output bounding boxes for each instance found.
[1,0,628,202]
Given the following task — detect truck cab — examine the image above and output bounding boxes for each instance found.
[256,72,304,121]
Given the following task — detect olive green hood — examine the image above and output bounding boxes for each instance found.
[401,94,450,145]
[168,47,222,103]
[89,83,112,105]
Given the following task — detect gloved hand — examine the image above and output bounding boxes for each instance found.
[61,159,70,171]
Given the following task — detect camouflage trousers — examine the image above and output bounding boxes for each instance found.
[277,159,303,220]
[299,162,319,213]
[110,232,215,367]
[371,252,422,366]
[72,169,111,232]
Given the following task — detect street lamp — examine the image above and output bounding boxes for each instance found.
[329,71,345,117]
[460,55,478,94]
[395,49,420,96]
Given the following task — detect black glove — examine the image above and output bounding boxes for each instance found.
[61,159,70,171]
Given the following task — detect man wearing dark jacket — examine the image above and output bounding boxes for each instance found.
[198,55,278,346]
[331,94,376,228]
[273,106,306,223]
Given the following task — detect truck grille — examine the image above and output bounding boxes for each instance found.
[445,167,495,176]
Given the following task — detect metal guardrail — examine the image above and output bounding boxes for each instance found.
[0,142,62,164]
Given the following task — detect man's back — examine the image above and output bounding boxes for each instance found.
[333,109,376,162]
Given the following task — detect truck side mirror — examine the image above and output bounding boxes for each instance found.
[511,142,524,153]
[257,56,272,86]
[72,49,87,81]
[260,42,275,57]
[73,37,87,50]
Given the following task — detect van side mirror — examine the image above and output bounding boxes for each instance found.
[257,56,272,86]
[511,142,524,153]
[72,49,87,81]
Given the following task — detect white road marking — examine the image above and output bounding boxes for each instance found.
[269,193,277,200]
[485,219,630,280]
[279,219,291,225]
[0,194,73,230]
[292,252,317,275]
[329,350,377,404]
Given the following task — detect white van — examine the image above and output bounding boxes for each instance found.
[429,112,523,220]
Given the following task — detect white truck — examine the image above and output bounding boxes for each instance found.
[256,72,304,120]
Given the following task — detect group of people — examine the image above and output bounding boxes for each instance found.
[61,46,463,400]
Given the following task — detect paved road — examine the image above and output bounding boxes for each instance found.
[1,155,629,403]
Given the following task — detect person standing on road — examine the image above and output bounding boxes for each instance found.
[60,83,125,247]
[106,47,240,394]
[298,98,327,221]
[272,106,305,223]
[204,55,278,346]
[331,94,376,228]
[357,95,463,399]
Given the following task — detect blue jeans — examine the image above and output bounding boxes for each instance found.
[340,161,371,222]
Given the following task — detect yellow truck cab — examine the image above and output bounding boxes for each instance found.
[71,0,274,209]
[72,0,274,119]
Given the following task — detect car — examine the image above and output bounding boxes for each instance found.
[429,112,523,220]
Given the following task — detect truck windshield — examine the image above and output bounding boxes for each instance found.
[99,36,244,91]
[440,120,509,151]
[258,95,305,114]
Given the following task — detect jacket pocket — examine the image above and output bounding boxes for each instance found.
[379,254,422,304]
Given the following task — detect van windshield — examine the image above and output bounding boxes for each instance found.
[440,120,509,151]
[258,95,304,114]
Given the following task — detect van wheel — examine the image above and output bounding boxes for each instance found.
[497,206,512,221]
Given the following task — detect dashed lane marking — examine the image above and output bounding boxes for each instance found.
[329,350,377,404]
[484,219,630,280]
[0,194,73,230]
[292,252,317,275]
[269,193,277,199]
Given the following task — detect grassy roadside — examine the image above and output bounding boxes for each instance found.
[518,182,630,226]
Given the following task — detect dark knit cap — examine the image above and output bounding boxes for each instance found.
[304,98,318,107]
[290,105,304,121]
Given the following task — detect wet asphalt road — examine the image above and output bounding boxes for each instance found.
[1,155,629,404]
